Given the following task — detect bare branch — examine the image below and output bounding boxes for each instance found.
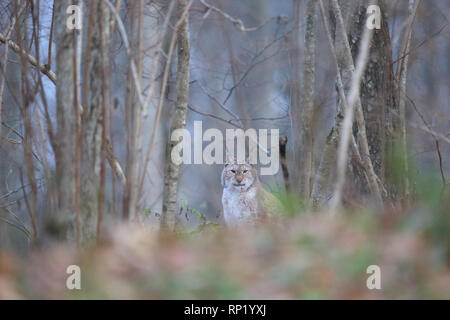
[198,0,284,32]
[0,32,56,84]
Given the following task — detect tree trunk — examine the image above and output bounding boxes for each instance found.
[299,0,316,197]
[161,0,190,231]
[311,0,383,208]
[80,1,110,242]
[290,0,316,199]
[394,0,418,199]
[53,0,77,240]
[122,0,144,221]
[289,0,301,196]
[344,0,401,201]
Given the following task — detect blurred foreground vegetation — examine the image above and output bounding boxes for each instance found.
[1,177,449,299]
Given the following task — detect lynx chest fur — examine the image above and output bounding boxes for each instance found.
[222,182,258,226]
[221,161,271,226]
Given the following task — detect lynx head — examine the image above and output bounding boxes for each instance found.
[221,159,258,192]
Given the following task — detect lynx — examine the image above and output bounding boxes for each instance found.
[221,160,280,226]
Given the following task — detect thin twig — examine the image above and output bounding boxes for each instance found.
[0,32,56,84]
[0,217,31,239]
[196,82,241,123]
[405,93,447,189]
[198,0,283,32]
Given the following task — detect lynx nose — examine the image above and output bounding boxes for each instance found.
[235,175,243,183]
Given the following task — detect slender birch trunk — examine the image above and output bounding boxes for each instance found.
[299,0,316,197]
[80,1,111,242]
[17,7,38,243]
[122,2,136,220]
[395,0,419,199]
[53,0,77,240]
[122,0,144,221]
[289,0,302,195]
[161,0,190,231]
[290,0,316,198]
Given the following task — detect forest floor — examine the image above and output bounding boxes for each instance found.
[1,198,449,299]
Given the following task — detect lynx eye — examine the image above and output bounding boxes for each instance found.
[231,170,236,173]
[243,170,248,173]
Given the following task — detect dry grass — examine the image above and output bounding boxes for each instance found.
[1,204,449,299]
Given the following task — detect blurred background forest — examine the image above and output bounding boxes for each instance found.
[0,0,449,299]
